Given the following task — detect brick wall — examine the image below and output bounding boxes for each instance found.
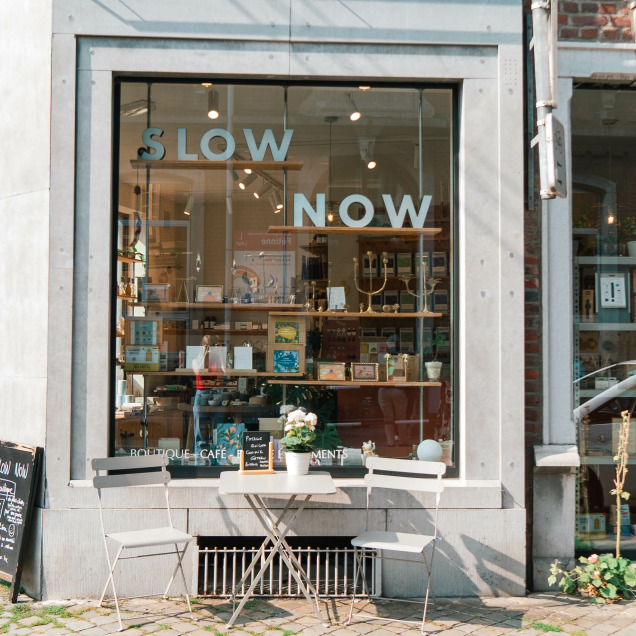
[559,1,633,41]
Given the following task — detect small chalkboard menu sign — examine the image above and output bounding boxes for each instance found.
[0,440,43,602]
[239,431,274,474]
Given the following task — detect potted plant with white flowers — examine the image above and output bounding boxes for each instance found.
[279,406,317,476]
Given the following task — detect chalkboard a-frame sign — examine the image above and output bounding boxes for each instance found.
[0,441,43,603]
[239,432,274,474]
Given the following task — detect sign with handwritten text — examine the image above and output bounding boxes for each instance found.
[0,441,43,602]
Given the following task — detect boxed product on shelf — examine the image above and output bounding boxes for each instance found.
[609,525,631,538]
[396,252,412,275]
[577,513,606,535]
[432,252,449,275]
[609,504,631,526]
[399,290,415,312]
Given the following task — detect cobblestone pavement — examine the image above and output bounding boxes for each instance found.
[2,588,636,636]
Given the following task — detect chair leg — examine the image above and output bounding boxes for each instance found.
[98,545,124,632]
[174,544,195,620]
[345,547,363,625]
[162,543,194,620]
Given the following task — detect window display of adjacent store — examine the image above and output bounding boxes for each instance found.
[114,80,456,475]
[572,88,636,554]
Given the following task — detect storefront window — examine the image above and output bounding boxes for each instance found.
[572,88,636,554]
[114,80,455,475]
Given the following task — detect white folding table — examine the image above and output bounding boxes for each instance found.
[218,471,336,627]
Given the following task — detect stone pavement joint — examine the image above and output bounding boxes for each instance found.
[2,589,636,635]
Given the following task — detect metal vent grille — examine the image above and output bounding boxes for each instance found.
[198,540,376,598]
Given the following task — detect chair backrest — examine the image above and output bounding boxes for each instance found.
[92,455,174,529]
[92,455,171,489]
[364,456,446,494]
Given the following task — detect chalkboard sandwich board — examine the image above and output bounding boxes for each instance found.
[0,440,43,603]
[239,431,273,474]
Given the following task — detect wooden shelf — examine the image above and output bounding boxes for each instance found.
[177,403,274,414]
[131,160,303,171]
[269,226,441,237]
[117,255,145,265]
[117,294,137,301]
[576,323,636,331]
[136,302,302,311]
[132,370,302,377]
[267,380,442,387]
[163,328,267,336]
[269,311,442,318]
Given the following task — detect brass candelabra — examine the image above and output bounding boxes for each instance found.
[353,251,389,313]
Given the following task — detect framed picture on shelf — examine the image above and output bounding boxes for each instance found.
[268,316,306,344]
[361,327,377,338]
[140,283,171,302]
[267,344,305,374]
[196,285,223,303]
[316,361,346,381]
[351,362,379,382]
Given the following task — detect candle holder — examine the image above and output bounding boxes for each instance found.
[353,251,389,313]
[399,256,441,313]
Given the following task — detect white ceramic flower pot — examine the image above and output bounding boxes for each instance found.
[285,452,311,476]
[425,360,443,381]
[627,241,636,257]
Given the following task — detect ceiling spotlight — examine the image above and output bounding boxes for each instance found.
[254,182,273,200]
[244,168,252,174]
[359,85,371,91]
[207,89,220,119]
[367,160,376,169]
[201,82,213,87]
[270,190,284,212]
[238,173,257,190]
[231,170,239,182]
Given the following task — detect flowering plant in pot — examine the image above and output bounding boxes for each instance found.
[549,410,636,602]
[279,406,317,475]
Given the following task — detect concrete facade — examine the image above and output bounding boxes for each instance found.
[2,1,530,599]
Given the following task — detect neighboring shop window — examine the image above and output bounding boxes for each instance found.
[114,81,456,475]
[572,88,636,554]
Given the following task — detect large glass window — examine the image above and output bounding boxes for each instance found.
[114,81,455,475]
[572,88,636,554]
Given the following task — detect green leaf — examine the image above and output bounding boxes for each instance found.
[548,575,557,586]
[622,491,630,500]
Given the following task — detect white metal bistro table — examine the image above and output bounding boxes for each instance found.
[218,471,336,627]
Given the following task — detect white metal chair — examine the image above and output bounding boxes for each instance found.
[346,456,445,633]
[92,455,195,630]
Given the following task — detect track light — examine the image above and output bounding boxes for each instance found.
[121,99,155,117]
[348,95,361,121]
[367,160,376,169]
[231,170,239,182]
[207,89,220,119]
[244,168,252,174]
[269,191,284,212]
[254,181,272,200]
[238,173,257,190]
